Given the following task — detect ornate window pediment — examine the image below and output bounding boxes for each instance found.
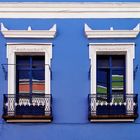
[1,23,56,38]
[85,24,140,38]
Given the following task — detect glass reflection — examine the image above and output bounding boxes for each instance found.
[97,70,108,94]
[112,74,123,82]
[18,70,30,94]
[97,55,125,104]
[16,55,45,95]
[32,70,45,94]
[112,70,124,94]
[97,70,108,103]
[112,70,124,81]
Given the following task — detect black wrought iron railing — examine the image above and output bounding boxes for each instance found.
[3,94,52,120]
[88,93,138,120]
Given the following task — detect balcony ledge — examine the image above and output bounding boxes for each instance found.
[3,115,53,123]
[89,114,138,122]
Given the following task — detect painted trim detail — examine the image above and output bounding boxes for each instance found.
[1,23,56,38]
[85,24,140,38]
[0,2,140,18]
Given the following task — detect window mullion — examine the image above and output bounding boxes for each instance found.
[109,56,112,102]
[30,56,32,95]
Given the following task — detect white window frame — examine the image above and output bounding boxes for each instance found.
[7,43,52,95]
[89,43,135,94]
[89,43,135,121]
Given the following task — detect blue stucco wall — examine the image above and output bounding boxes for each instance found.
[0,19,140,140]
[0,0,140,2]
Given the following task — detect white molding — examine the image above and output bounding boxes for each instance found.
[0,2,140,18]
[89,43,135,95]
[85,24,140,38]
[6,120,51,123]
[7,43,52,95]
[90,119,134,122]
[1,23,56,38]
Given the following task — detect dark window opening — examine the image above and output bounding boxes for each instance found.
[16,56,45,94]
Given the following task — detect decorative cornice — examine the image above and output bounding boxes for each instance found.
[1,23,56,38]
[0,2,140,18]
[85,24,140,38]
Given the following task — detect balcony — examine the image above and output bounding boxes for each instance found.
[88,94,138,122]
[3,94,52,122]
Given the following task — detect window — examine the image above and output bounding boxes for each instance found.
[96,55,126,116]
[16,56,45,94]
[3,43,53,122]
[1,24,56,122]
[97,55,125,102]
[88,43,138,122]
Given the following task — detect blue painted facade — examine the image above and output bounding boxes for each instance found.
[0,0,140,2]
[0,6,140,140]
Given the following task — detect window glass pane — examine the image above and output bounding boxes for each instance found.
[112,70,124,82]
[97,70,108,94]
[112,55,125,68]
[32,70,45,94]
[17,70,30,94]
[16,56,30,69]
[112,90,124,95]
[97,70,108,83]
[97,56,109,68]
[32,56,45,69]
[97,84,107,94]
[97,55,125,104]
[112,81,124,98]
[112,81,124,89]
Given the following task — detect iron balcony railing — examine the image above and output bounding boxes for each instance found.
[3,94,52,121]
[88,93,138,120]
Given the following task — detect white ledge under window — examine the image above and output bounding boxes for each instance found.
[1,23,56,38]
[85,24,140,38]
